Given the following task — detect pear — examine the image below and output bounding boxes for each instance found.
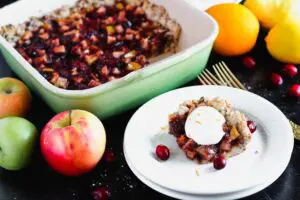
[265,1,300,64]
[244,0,295,29]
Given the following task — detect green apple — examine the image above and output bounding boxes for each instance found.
[0,117,38,170]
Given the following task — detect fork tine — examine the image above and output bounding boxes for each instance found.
[202,70,218,85]
[218,62,241,89]
[213,64,233,87]
[197,75,207,85]
[198,73,213,85]
[221,61,248,91]
[204,69,225,86]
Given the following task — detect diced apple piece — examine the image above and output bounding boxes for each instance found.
[85,54,98,65]
[42,68,54,72]
[230,126,240,141]
[101,66,110,77]
[54,77,69,89]
[125,34,134,40]
[53,45,66,54]
[97,6,106,15]
[115,25,124,33]
[22,31,33,40]
[51,38,60,47]
[134,7,145,15]
[118,11,126,22]
[39,33,49,40]
[127,62,142,71]
[112,67,121,75]
[116,3,124,10]
[113,51,125,58]
[106,26,115,35]
[124,50,137,59]
[107,36,116,44]
[88,80,101,87]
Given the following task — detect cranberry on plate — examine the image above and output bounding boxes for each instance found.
[213,155,226,170]
[247,120,257,133]
[156,145,170,161]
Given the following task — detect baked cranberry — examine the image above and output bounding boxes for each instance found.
[283,64,298,78]
[242,56,256,69]
[104,149,116,162]
[213,155,226,170]
[247,120,257,133]
[156,145,170,161]
[92,186,111,200]
[270,73,283,87]
[289,84,300,97]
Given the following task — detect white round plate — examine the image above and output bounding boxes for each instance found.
[124,144,274,200]
[123,86,294,195]
[186,0,243,10]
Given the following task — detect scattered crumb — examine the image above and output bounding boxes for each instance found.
[196,120,202,124]
[160,125,169,132]
[195,168,200,176]
[254,150,259,154]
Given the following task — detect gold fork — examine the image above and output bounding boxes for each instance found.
[198,61,300,140]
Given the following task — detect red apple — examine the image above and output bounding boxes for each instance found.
[40,110,106,176]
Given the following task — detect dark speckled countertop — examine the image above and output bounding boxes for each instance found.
[0,0,299,199]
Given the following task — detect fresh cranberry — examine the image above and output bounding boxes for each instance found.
[247,120,257,133]
[213,155,226,170]
[270,73,283,87]
[92,186,111,200]
[283,64,298,78]
[155,145,170,161]
[289,84,300,97]
[104,149,116,162]
[243,56,256,69]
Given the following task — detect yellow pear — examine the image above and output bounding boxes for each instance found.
[244,0,295,29]
[265,1,300,64]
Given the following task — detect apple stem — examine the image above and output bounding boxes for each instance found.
[68,110,72,126]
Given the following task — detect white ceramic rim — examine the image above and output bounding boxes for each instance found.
[124,86,294,195]
[0,0,218,98]
[124,144,277,200]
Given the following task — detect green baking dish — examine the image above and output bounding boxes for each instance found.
[0,0,218,119]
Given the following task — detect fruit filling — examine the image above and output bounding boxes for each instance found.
[1,0,181,90]
[168,97,253,165]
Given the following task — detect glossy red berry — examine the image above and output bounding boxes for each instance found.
[289,84,300,97]
[270,73,283,87]
[243,56,256,69]
[213,155,226,170]
[283,64,298,78]
[247,120,257,133]
[155,145,170,161]
[92,186,111,200]
[104,149,116,162]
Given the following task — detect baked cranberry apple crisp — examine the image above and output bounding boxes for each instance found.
[0,0,181,90]
[168,97,254,166]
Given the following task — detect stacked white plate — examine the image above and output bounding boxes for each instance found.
[185,0,243,10]
[123,86,294,200]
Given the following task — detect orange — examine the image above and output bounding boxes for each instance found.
[207,3,260,56]
[0,77,32,118]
